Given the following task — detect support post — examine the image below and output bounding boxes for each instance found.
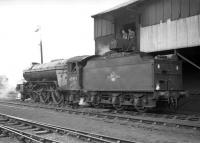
[40,40,43,64]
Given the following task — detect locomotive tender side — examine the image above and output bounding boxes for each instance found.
[83,53,184,111]
[83,53,155,92]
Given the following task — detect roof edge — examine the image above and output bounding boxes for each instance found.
[91,0,143,18]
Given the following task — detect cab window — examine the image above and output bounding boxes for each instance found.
[68,62,77,73]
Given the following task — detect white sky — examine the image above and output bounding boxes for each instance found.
[0,0,129,87]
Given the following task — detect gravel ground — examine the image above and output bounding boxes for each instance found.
[42,133,88,143]
[0,100,199,143]
[0,137,19,143]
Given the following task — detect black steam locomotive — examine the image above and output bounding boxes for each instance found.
[17,50,186,112]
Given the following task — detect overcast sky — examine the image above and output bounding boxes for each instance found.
[0,0,129,87]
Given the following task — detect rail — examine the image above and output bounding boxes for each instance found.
[0,111,138,143]
[0,101,199,131]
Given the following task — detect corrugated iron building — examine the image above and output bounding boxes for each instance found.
[92,0,200,94]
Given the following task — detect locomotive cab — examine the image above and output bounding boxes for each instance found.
[64,56,93,105]
[66,55,93,91]
[67,62,80,90]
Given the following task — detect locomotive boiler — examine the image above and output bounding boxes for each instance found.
[18,52,186,112]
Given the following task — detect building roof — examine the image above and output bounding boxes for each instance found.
[92,0,144,18]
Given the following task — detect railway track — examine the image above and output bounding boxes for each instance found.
[0,124,58,143]
[0,100,200,132]
[0,112,138,143]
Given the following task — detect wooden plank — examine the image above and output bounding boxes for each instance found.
[167,19,177,49]
[147,26,154,52]
[106,20,111,35]
[172,0,181,20]
[162,22,168,50]
[111,23,114,35]
[156,0,164,24]
[140,27,144,51]
[157,23,166,51]
[140,26,155,52]
[97,19,102,37]
[96,19,99,37]
[181,0,189,18]
[177,18,188,48]
[164,0,171,22]
[140,27,148,52]
[94,19,97,39]
[187,15,199,47]
[152,25,158,51]
[115,23,121,39]
[141,4,149,27]
[146,26,154,51]
[102,20,107,36]
[107,20,114,35]
[149,2,156,25]
[190,0,200,16]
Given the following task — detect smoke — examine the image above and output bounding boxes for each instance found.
[0,75,18,100]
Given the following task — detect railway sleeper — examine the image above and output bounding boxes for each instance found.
[18,125,34,130]
[35,130,51,135]
[30,127,43,131]
[13,123,27,127]
[7,122,21,126]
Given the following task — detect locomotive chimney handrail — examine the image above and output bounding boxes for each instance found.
[176,52,200,71]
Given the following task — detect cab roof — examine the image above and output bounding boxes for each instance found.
[67,55,92,62]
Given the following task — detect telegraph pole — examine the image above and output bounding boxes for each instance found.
[40,40,43,64]
[35,25,43,64]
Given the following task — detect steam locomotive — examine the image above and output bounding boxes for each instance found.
[17,49,186,112]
